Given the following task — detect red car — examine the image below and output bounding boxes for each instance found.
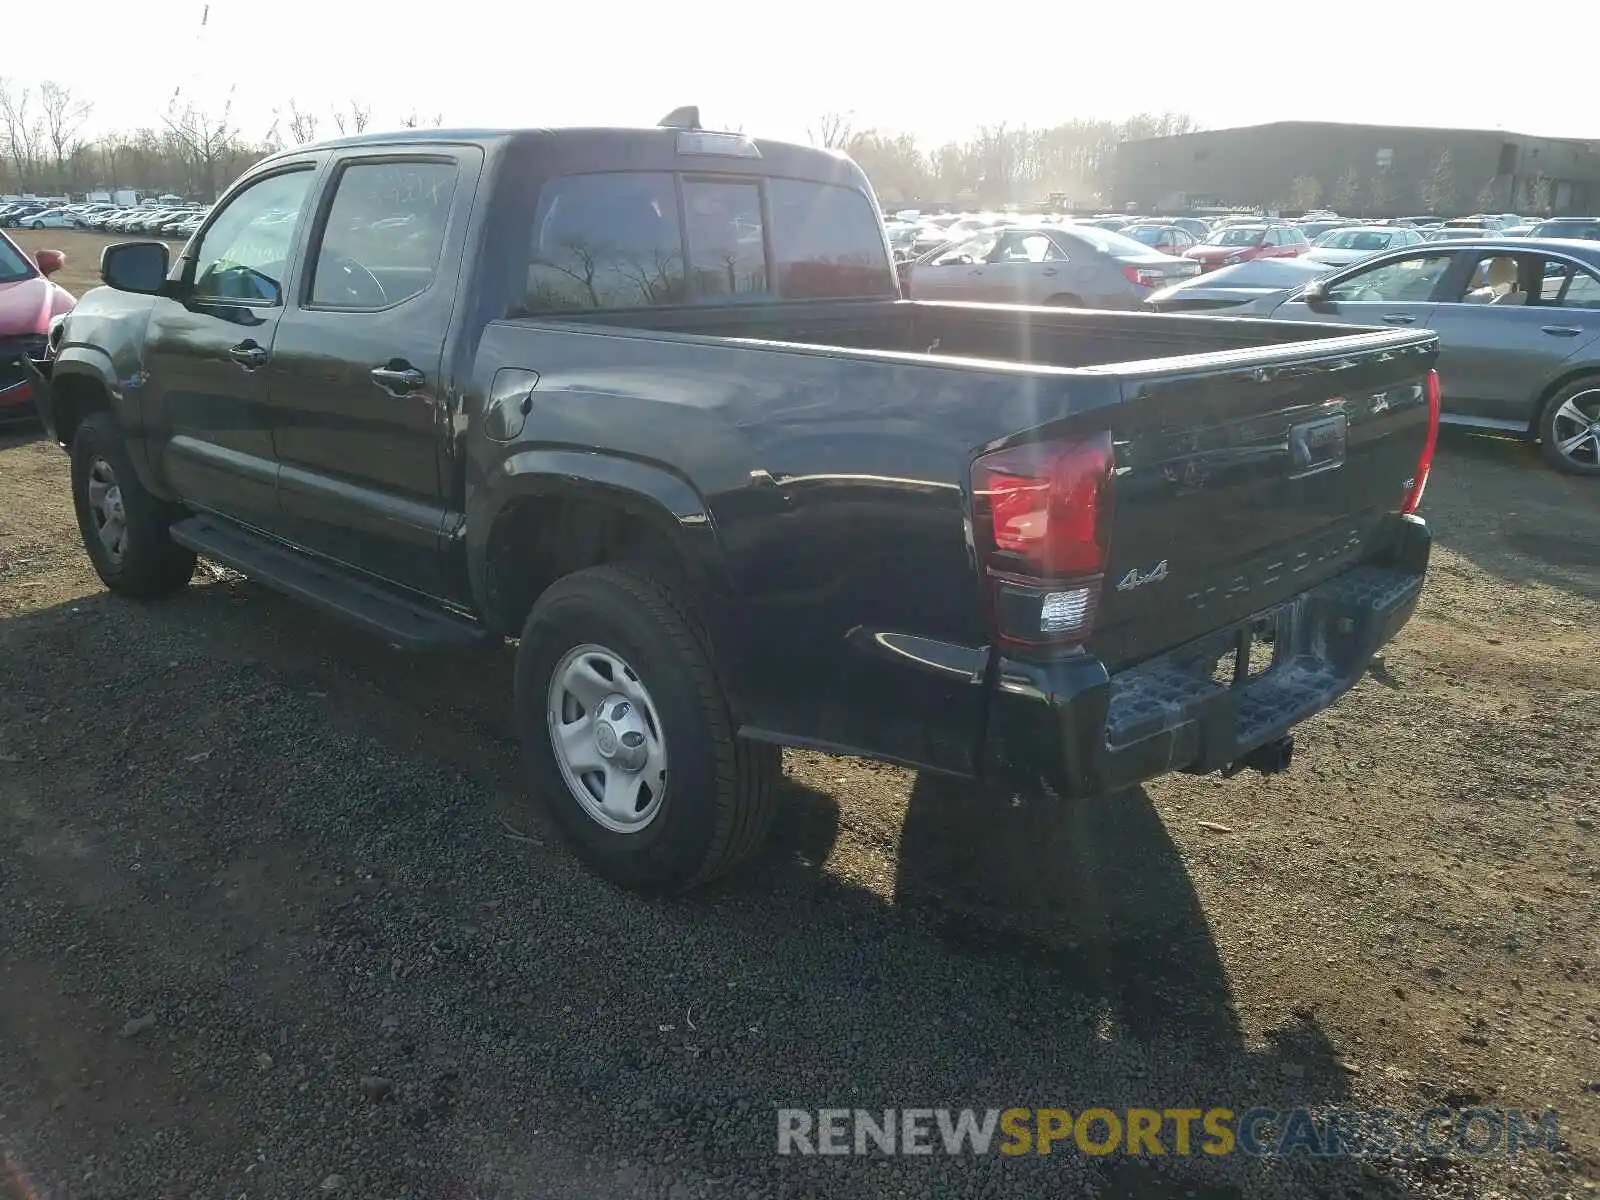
[1,230,75,421]
[1184,223,1309,272]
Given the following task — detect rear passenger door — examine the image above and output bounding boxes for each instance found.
[1424,250,1600,425]
[266,148,484,599]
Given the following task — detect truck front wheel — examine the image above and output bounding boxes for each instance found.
[514,564,778,892]
[70,410,196,597]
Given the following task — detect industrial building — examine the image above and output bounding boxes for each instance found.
[1113,121,1600,216]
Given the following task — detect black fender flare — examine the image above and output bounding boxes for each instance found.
[466,448,728,637]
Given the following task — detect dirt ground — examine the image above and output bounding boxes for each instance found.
[1,229,1597,1199]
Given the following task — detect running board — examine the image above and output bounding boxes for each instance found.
[169,517,488,650]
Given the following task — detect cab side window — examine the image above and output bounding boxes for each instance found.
[308,160,459,309]
[191,170,315,305]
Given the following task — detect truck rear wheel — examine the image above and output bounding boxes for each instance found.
[70,410,196,597]
[514,564,778,892]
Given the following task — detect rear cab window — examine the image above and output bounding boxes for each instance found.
[519,170,894,314]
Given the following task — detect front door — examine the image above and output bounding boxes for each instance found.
[1272,247,1459,332]
[909,231,1000,301]
[140,165,321,530]
[266,149,483,600]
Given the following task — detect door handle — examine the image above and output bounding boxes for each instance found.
[1381,313,1416,325]
[1042,268,1058,277]
[370,363,426,395]
[1541,325,1582,337]
[228,341,268,368]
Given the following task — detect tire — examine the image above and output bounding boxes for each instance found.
[514,564,779,893]
[1536,378,1600,476]
[70,410,196,597]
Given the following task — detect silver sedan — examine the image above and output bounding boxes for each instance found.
[1257,237,1600,475]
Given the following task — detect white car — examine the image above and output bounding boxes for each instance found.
[1304,225,1426,267]
[21,208,79,229]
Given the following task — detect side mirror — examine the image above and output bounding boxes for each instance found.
[34,249,65,276]
[101,240,172,295]
[1301,279,1330,307]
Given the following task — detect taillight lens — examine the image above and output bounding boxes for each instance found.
[971,432,1115,649]
[1401,369,1441,514]
[1121,265,1167,288]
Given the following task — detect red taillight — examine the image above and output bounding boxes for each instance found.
[971,432,1115,649]
[1401,369,1441,514]
[1121,264,1165,288]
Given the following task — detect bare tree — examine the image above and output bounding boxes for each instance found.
[285,99,319,145]
[808,111,854,150]
[396,109,442,129]
[0,77,44,188]
[1475,178,1499,212]
[163,93,239,199]
[330,100,371,137]
[39,82,91,181]
[1367,170,1398,216]
[1420,150,1456,214]
[1288,175,1323,211]
[1331,167,1361,213]
[1529,172,1553,216]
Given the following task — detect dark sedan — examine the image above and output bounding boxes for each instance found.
[1251,237,1600,475]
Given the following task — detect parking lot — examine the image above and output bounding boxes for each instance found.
[1,229,1598,1199]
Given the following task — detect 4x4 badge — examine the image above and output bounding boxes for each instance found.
[1116,560,1169,591]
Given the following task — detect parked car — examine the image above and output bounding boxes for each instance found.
[1242,237,1600,474]
[1,230,74,422]
[1122,223,1197,256]
[1129,216,1210,242]
[20,207,79,229]
[1304,225,1427,266]
[905,223,1199,308]
[1528,217,1600,241]
[29,118,1439,892]
[1144,256,1335,313]
[1185,223,1309,271]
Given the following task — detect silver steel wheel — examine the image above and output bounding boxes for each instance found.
[1550,388,1600,468]
[85,456,128,565]
[547,643,669,834]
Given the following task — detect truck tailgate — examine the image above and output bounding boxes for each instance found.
[1088,332,1438,671]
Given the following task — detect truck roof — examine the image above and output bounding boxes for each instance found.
[266,125,864,189]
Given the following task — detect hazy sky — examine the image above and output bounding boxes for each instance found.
[15,0,1597,147]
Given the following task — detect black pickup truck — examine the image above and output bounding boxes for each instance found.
[30,115,1440,892]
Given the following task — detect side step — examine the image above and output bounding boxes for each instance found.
[170,516,488,650]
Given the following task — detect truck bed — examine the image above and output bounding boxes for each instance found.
[545,297,1356,370]
[479,299,1436,779]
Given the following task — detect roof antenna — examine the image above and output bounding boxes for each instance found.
[658,106,702,130]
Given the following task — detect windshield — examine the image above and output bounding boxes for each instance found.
[1207,227,1266,247]
[1317,230,1393,251]
[1300,222,1344,238]
[0,233,35,282]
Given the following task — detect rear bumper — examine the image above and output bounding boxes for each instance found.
[983,513,1431,796]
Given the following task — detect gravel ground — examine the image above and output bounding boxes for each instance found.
[0,337,1597,1197]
